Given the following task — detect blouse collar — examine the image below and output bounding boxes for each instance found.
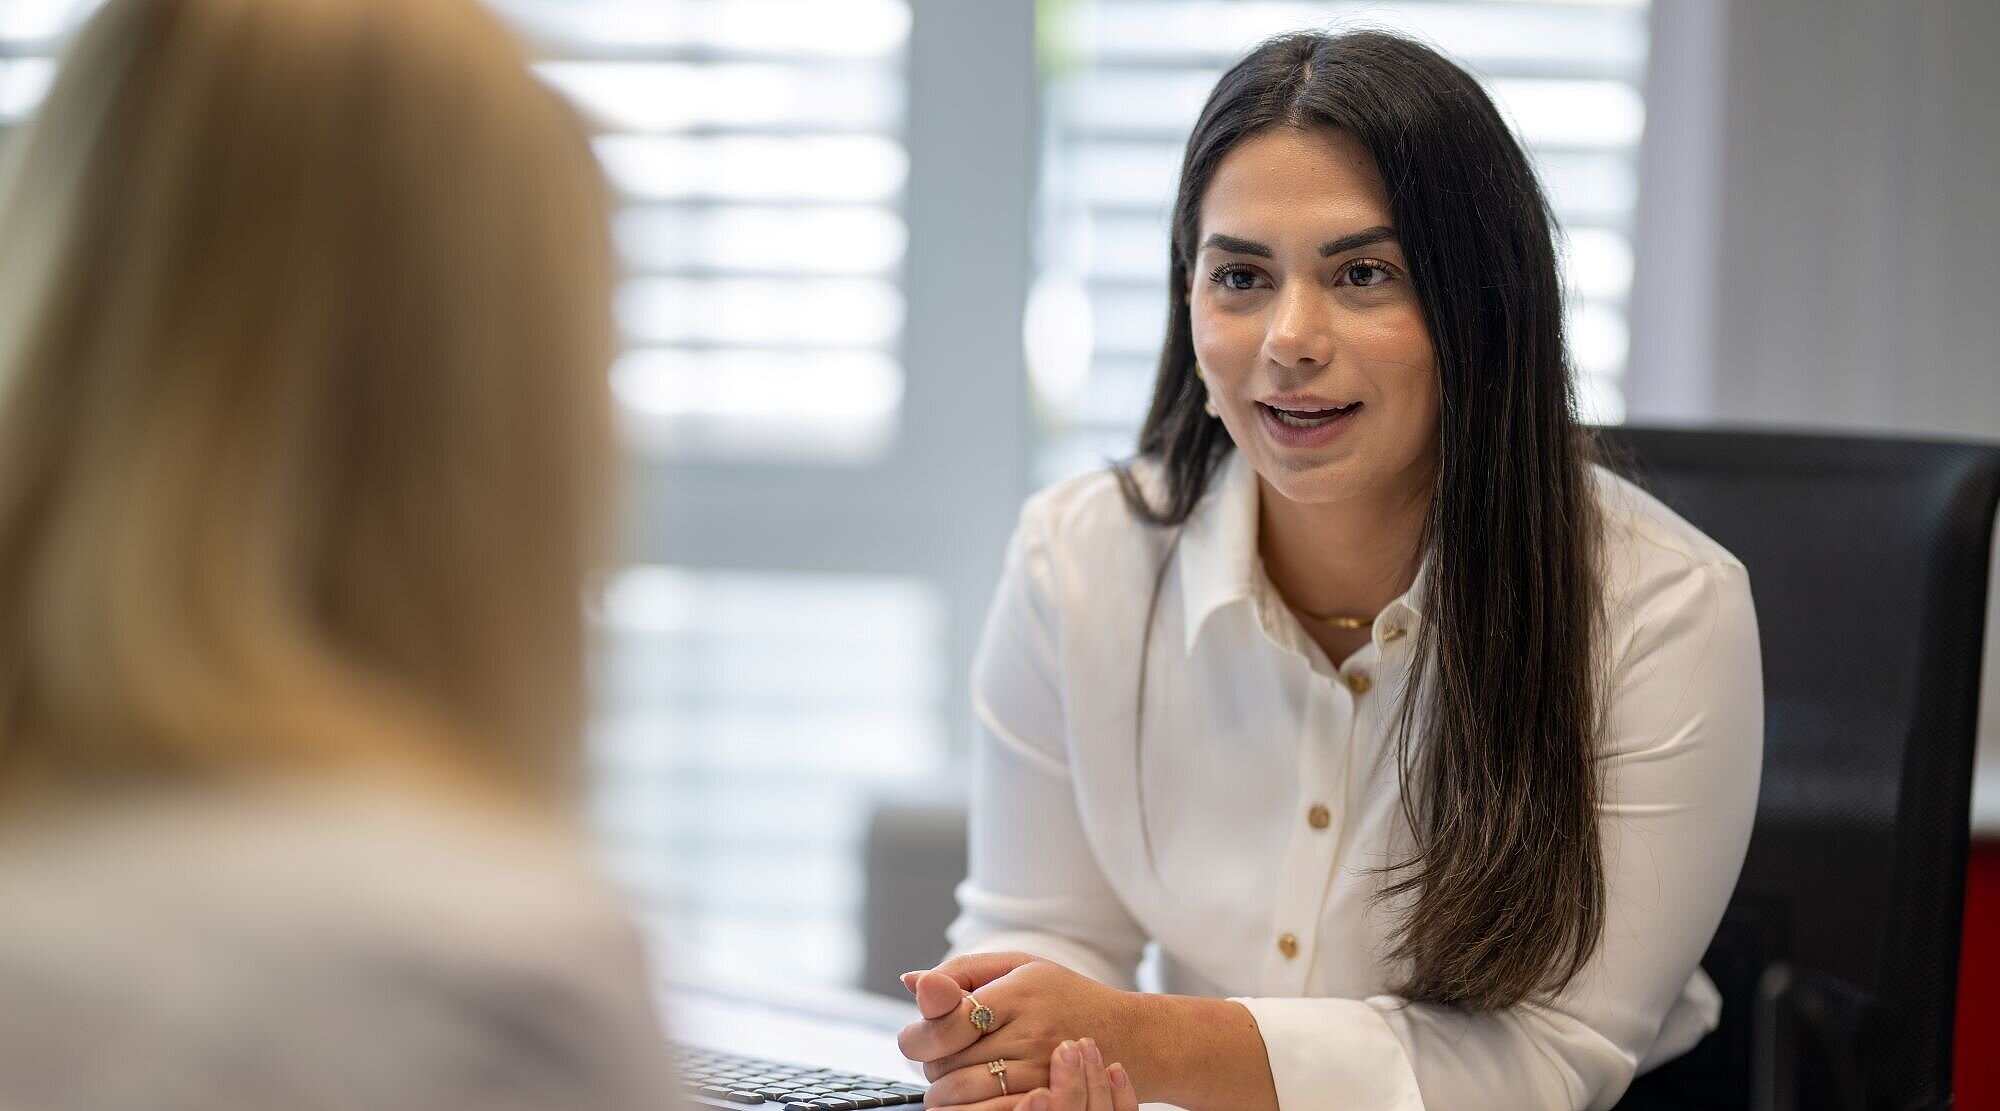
[1176,450,1429,657]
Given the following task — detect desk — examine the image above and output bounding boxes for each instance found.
[662,979,919,1083]
[661,978,1180,1110]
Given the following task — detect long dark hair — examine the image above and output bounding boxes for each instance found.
[1115,30,1605,1010]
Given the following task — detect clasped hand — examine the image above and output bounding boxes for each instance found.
[896,951,1140,1110]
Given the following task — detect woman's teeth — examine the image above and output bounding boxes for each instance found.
[1266,403,1357,428]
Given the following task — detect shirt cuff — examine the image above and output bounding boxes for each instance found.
[1231,996,1426,1111]
[945,928,1136,992]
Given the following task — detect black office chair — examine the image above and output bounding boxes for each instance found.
[1604,427,2000,1111]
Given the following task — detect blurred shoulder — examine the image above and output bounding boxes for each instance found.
[1016,458,1162,546]
[1009,458,1176,607]
[0,785,633,947]
[1015,457,1190,576]
[0,786,674,1110]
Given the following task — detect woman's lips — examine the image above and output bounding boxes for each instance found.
[1256,400,1361,447]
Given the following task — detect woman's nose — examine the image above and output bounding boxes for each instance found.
[1261,283,1333,371]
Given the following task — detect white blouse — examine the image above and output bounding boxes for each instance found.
[947,451,1763,1111]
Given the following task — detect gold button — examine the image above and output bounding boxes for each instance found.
[1345,672,1372,695]
[1277,933,1299,959]
[1380,625,1406,642]
[1307,804,1331,830]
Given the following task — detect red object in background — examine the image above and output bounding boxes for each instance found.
[1960,842,2000,1109]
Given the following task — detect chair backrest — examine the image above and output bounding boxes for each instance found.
[1601,426,2000,1110]
[860,799,969,998]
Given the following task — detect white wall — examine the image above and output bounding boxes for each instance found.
[1628,0,2000,829]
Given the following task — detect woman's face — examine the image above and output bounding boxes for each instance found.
[1190,127,1439,511]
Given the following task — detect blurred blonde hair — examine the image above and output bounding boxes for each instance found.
[0,0,616,809]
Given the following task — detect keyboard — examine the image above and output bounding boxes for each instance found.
[674,1043,929,1110]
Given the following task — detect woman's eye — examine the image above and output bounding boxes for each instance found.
[1208,265,1262,291]
[1343,261,1395,288]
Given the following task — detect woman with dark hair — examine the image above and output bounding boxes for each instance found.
[897,30,1761,1111]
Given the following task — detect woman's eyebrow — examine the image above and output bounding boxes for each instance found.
[1200,233,1271,257]
[1198,225,1399,258]
[1319,225,1397,256]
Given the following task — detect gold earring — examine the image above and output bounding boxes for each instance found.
[1194,364,1219,417]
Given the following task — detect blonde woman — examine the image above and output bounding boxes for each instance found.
[0,0,672,1107]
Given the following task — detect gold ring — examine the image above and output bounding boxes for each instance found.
[988,1059,1008,1096]
[966,995,994,1033]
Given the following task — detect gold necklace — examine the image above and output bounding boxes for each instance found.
[1302,610,1377,630]
[1274,585,1380,629]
